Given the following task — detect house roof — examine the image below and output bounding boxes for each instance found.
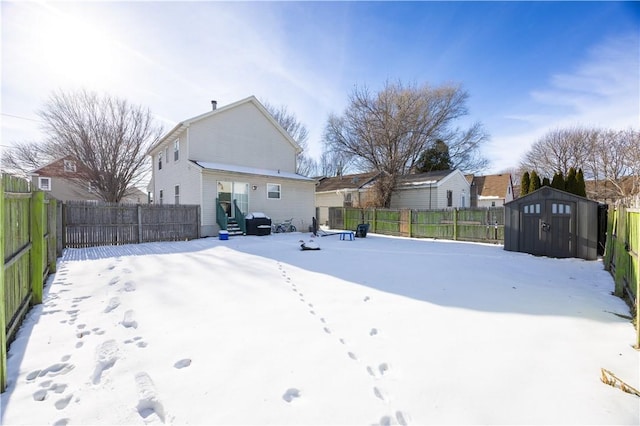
[472,174,512,199]
[30,155,91,177]
[315,172,380,193]
[148,96,302,155]
[396,169,458,187]
[193,161,313,181]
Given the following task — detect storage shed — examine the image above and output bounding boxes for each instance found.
[504,187,599,260]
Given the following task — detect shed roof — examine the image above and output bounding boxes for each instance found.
[505,186,598,206]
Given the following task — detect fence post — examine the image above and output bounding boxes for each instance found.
[137,204,143,243]
[48,199,57,274]
[614,206,627,298]
[30,191,45,305]
[0,176,7,392]
[453,208,458,240]
[372,208,376,233]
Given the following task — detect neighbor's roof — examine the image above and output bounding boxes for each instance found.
[193,161,313,181]
[396,169,456,187]
[472,174,512,198]
[315,172,380,193]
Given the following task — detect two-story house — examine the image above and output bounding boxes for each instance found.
[147,96,316,237]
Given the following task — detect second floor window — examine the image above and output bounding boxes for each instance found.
[158,152,163,170]
[174,140,180,161]
[174,185,180,204]
[159,189,164,205]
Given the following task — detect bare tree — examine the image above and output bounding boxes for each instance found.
[520,126,640,201]
[5,90,163,202]
[520,127,594,178]
[324,80,486,207]
[261,101,315,176]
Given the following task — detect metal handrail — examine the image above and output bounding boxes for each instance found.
[233,199,246,234]
[216,198,228,230]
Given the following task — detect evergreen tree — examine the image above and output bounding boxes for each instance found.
[529,170,541,193]
[416,139,452,172]
[576,168,587,197]
[542,177,551,187]
[551,171,565,190]
[520,171,530,196]
[565,167,578,195]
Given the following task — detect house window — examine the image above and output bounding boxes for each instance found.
[174,140,180,161]
[447,190,453,207]
[159,190,163,205]
[267,183,281,199]
[344,192,352,207]
[158,152,163,170]
[88,182,97,193]
[165,147,169,164]
[38,177,51,191]
[174,185,180,205]
[491,201,496,207]
[63,160,76,172]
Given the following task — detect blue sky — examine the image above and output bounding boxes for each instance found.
[1,1,638,173]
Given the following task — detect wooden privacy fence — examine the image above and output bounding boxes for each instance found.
[332,207,505,243]
[1,174,57,392]
[62,201,200,248]
[603,203,639,348]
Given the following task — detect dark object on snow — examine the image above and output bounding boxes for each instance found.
[245,213,271,236]
[356,223,369,238]
[312,217,318,237]
[300,239,320,251]
[504,186,599,260]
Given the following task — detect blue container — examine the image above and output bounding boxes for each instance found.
[219,230,229,240]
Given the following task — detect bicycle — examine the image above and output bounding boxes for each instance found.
[272,218,297,233]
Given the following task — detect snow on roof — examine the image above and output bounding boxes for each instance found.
[194,161,313,181]
[403,180,438,186]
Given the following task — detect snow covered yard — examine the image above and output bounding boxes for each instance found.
[1,232,638,425]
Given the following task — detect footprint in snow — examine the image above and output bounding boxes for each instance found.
[135,372,167,423]
[92,340,118,385]
[54,394,73,410]
[121,310,138,329]
[282,388,301,403]
[174,359,192,369]
[104,297,120,313]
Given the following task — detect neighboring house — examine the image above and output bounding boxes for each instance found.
[468,173,515,207]
[390,169,471,209]
[315,169,471,218]
[30,155,148,204]
[147,96,316,237]
[315,172,379,225]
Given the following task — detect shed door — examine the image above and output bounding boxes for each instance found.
[521,202,543,255]
[544,201,576,258]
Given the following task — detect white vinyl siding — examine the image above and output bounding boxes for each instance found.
[188,102,297,173]
[201,171,314,237]
[390,170,470,210]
